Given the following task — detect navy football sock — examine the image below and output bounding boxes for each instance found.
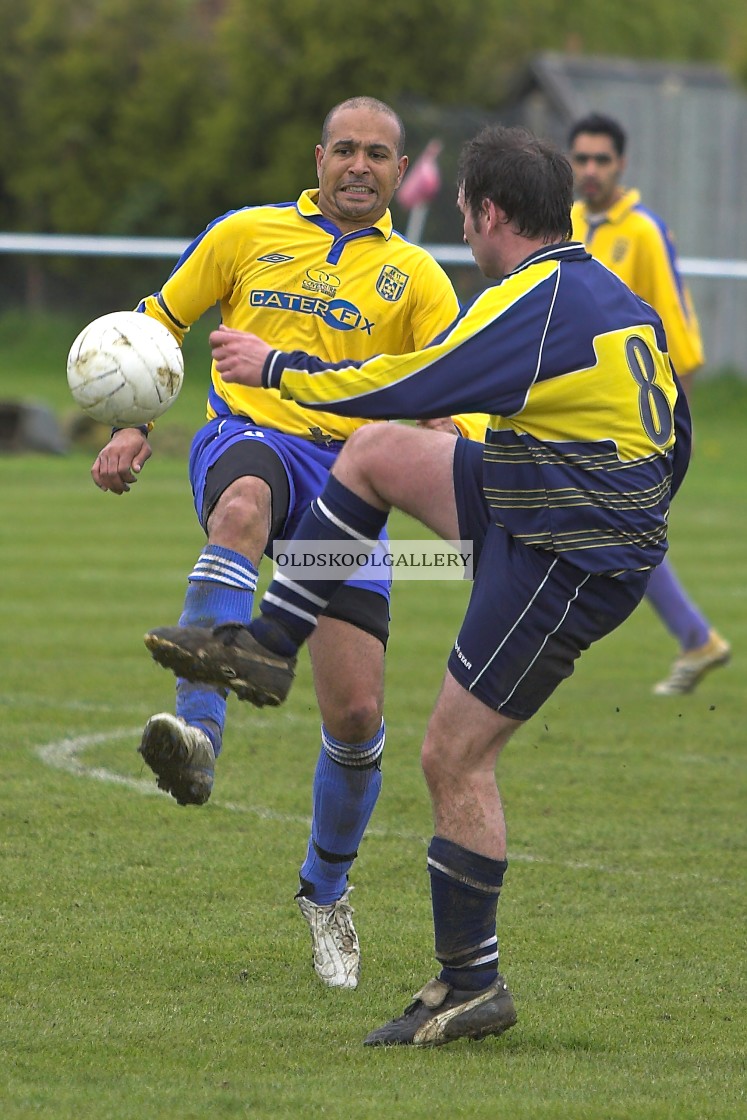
[428,835,507,992]
[252,474,388,650]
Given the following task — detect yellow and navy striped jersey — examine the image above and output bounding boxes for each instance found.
[262,242,691,576]
[137,188,481,441]
[571,190,704,377]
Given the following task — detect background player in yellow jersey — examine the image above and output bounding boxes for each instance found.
[569,113,730,696]
[91,96,481,989]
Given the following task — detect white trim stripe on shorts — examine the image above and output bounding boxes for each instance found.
[468,561,591,709]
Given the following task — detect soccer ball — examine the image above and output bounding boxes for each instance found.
[66,310,184,427]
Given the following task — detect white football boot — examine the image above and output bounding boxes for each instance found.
[296,887,361,989]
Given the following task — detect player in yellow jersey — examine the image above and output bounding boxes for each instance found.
[91,97,482,989]
[569,113,730,695]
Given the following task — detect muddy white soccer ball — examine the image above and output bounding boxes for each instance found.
[66,310,184,427]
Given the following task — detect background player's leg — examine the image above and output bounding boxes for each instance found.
[646,557,730,695]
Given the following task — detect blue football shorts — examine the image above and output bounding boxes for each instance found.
[188,415,392,605]
[449,438,650,720]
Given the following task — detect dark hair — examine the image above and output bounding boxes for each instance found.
[458,125,573,241]
[568,113,627,157]
[321,97,406,158]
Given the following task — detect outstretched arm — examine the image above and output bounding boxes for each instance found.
[91,428,152,494]
[208,272,561,424]
[213,324,503,420]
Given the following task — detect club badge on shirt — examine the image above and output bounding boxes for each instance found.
[377,265,409,302]
[611,238,629,264]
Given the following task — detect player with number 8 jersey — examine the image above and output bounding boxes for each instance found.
[264,239,690,576]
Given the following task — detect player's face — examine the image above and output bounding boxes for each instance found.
[458,189,502,279]
[316,107,407,232]
[569,133,624,212]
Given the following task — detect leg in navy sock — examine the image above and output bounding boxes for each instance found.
[428,836,507,992]
[175,544,258,755]
[645,556,710,651]
[299,721,385,904]
[252,474,389,653]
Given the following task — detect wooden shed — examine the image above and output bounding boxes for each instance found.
[398,53,747,373]
[498,52,747,374]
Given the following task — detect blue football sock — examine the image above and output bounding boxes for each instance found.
[298,721,385,905]
[645,557,710,650]
[252,474,388,651]
[428,836,507,992]
[175,544,258,756]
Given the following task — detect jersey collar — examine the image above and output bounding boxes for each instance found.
[582,188,641,226]
[508,240,590,276]
[296,188,393,240]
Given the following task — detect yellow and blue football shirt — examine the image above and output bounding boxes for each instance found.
[571,190,704,377]
[138,188,476,441]
[261,242,691,576]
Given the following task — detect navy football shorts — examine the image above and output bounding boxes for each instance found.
[449,438,650,720]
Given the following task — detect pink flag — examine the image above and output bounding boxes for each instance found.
[397,139,443,210]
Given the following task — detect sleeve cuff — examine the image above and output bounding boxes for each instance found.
[262,350,285,390]
[111,423,153,437]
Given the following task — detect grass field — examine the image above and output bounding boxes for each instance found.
[1,313,745,1119]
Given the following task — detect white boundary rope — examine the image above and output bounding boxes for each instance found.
[3,232,747,278]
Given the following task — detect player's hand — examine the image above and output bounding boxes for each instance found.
[91,429,152,494]
[416,417,459,435]
[209,325,271,387]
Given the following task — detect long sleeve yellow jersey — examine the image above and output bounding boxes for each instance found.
[138,189,487,441]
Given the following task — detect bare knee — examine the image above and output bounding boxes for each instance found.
[311,618,385,744]
[421,734,451,796]
[206,476,272,557]
[333,424,400,492]
[323,693,383,744]
[342,423,394,461]
[420,715,517,797]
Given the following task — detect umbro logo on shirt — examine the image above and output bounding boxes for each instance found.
[258,253,295,264]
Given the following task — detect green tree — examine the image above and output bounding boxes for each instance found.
[1,0,746,242]
[187,0,490,211]
[0,0,216,233]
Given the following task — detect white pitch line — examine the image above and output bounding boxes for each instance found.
[37,729,169,796]
[34,729,724,882]
[34,729,428,837]
[0,692,316,725]
[35,729,314,820]
[30,730,613,871]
